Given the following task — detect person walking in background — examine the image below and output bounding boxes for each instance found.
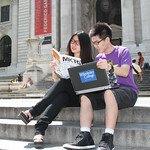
[132,59,142,83]
[137,51,144,80]
[137,51,144,69]
[63,22,138,150]
[19,31,93,148]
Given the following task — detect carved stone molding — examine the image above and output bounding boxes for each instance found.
[11,0,18,4]
[0,23,12,33]
[26,37,39,43]
[80,0,96,32]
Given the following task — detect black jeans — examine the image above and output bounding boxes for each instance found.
[29,78,79,135]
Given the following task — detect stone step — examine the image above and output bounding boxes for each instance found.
[135,70,150,90]
[1,105,150,124]
[138,86,150,91]
[139,91,150,96]
[0,91,46,98]
[0,75,17,82]
[138,85,150,87]
[0,97,150,123]
[0,119,149,148]
[0,88,150,98]
[0,90,149,98]
[0,78,53,92]
[0,139,149,150]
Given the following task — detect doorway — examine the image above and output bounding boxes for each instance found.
[96,0,122,45]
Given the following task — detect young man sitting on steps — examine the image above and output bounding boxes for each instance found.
[63,22,138,150]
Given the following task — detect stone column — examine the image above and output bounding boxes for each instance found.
[139,0,150,63]
[80,0,95,32]
[60,0,72,52]
[140,0,150,43]
[72,0,82,33]
[121,0,136,53]
[11,0,18,66]
[26,0,39,67]
[52,0,61,50]
[24,0,43,83]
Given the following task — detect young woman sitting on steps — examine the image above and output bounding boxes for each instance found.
[19,31,93,148]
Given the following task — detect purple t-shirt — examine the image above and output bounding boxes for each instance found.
[95,46,138,93]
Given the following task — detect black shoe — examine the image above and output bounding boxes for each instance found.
[97,133,114,150]
[18,111,31,124]
[63,131,95,149]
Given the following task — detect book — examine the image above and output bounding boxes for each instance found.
[51,48,82,79]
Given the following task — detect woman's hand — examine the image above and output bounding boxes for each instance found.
[50,59,58,72]
[50,59,60,81]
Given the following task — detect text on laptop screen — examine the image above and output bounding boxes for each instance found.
[79,69,97,83]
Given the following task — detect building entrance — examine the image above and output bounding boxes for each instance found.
[96,0,122,45]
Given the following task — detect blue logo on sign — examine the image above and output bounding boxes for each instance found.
[79,69,97,83]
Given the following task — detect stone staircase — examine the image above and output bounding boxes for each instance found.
[0,74,54,98]
[0,75,18,92]
[0,69,150,97]
[0,71,150,149]
[137,70,150,91]
[0,97,150,149]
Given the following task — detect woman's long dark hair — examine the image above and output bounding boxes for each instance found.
[67,31,93,64]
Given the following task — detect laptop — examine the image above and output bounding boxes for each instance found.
[68,61,111,95]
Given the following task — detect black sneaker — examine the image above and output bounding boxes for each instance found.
[63,131,95,149]
[97,133,114,150]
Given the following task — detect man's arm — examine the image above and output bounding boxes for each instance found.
[97,59,130,77]
[114,64,130,77]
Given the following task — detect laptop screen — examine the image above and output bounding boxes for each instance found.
[79,69,97,83]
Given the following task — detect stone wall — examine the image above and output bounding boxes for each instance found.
[80,0,96,33]
[0,0,150,78]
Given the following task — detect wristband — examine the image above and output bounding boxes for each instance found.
[108,62,114,73]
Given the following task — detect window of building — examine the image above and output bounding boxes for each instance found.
[1,5,10,22]
[0,35,11,67]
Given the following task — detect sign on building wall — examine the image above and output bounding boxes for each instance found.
[35,0,52,36]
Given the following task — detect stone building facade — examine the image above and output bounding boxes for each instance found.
[0,0,150,80]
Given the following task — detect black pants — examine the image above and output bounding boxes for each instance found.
[29,78,79,135]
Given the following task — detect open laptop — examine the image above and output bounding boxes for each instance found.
[68,61,111,95]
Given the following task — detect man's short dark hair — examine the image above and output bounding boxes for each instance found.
[89,22,112,40]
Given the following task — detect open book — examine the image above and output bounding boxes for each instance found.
[51,48,81,79]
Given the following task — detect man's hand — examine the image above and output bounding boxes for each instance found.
[96,59,111,71]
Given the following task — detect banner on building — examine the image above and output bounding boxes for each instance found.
[35,0,52,36]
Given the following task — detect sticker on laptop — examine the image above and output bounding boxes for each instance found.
[79,69,97,83]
